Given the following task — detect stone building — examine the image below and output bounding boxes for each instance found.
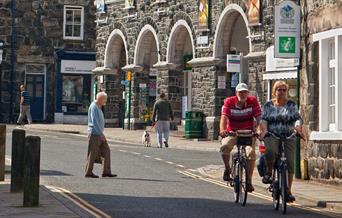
[95,0,295,137]
[0,0,96,124]
[302,0,342,184]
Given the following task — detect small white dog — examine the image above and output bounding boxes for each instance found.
[142,131,151,147]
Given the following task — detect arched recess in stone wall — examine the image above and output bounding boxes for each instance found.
[166,19,196,121]
[213,4,251,59]
[167,19,196,65]
[104,29,129,69]
[134,24,160,67]
[102,28,128,128]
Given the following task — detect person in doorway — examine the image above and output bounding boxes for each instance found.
[152,92,174,148]
[85,92,116,178]
[219,83,262,192]
[259,81,303,202]
[17,84,32,125]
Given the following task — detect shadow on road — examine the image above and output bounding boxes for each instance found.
[40,170,72,176]
[113,177,181,183]
[74,193,334,218]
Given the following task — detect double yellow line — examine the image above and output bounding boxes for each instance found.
[46,185,111,218]
[178,170,337,217]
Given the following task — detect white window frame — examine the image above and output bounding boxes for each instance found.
[311,28,342,140]
[63,5,84,40]
[328,39,336,131]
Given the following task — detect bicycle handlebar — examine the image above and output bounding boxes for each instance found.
[222,131,259,138]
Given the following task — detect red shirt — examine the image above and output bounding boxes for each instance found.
[221,96,261,132]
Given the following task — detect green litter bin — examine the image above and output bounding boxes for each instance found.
[184,111,204,138]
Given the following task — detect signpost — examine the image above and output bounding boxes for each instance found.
[227,54,241,90]
[274,1,300,58]
[275,1,301,178]
[127,71,132,130]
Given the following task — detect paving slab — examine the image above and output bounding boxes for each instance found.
[0,180,79,218]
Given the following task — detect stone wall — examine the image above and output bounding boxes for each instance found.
[307,142,342,185]
[301,1,342,184]
[0,0,95,122]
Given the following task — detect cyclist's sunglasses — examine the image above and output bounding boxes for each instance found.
[276,88,287,92]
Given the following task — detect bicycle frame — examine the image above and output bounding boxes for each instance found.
[277,138,288,191]
[266,132,297,214]
[228,130,256,206]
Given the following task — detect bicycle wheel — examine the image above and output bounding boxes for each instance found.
[239,161,248,206]
[273,169,280,210]
[233,162,240,203]
[280,166,288,214]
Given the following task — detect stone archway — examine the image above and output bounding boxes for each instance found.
[213,4,251,97]
[166,20,195,124]
[103,29,128,127]
[214,4,251,58]
[105,29,129,69]
[132,25,160,127]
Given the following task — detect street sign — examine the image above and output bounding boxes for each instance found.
[274,1,300,58]
[120,80,129,86]
[196,35,209,46]
[227,54,241,73]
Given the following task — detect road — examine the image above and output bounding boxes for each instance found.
[5,127,334,218]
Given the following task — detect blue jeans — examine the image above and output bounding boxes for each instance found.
[156,121,170,147]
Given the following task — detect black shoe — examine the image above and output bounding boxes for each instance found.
[262,174,272,184]
[223,170,232,182]
[164,141,168,148]
[287,194,296,202]
[85,173,99,178]
[102,173,117,178]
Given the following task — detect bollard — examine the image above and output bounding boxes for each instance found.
[23,136,41,207]
[0,125,6,181]
[11,129,26,192]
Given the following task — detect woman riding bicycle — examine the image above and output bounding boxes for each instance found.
[259,81,303,202]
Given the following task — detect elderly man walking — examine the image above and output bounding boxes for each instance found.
[85,92,116,178]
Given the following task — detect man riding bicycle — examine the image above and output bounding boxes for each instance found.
[219,83,262,192]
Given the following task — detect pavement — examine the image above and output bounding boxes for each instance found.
[0,158,91,217]
[2,123,342,216]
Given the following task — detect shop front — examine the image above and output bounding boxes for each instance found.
[55,50,96,124]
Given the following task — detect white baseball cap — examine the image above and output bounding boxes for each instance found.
[235,83,249,92]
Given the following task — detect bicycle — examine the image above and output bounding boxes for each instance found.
[225,130,257,206]
[263,131,298,214]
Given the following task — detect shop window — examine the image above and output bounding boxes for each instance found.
[62,75,91,113]
[63,6,84,40]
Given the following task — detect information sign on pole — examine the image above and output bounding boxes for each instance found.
[274,1,300,58]
[226,54,241,73]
